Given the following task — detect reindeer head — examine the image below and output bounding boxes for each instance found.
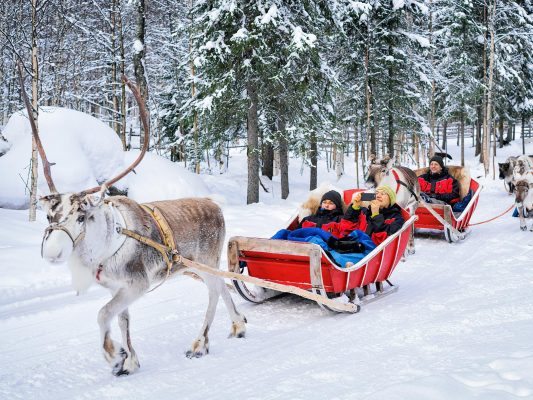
[498,162,510,180]
[514,179,533,204]
[365,155,394,188]
[40,192,104,262]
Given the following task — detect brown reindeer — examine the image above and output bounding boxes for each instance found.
[20,68,246,375]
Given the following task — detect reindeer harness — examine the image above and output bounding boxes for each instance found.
[117,203,183,291]
[390,169,419,201]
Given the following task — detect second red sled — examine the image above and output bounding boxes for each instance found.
[415,175,482,243]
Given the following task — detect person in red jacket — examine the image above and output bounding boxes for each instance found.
[418,155,460,205]
[343,185,405,245]
[298,190,361,238]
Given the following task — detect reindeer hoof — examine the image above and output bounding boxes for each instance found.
[112,349,139,376]
[228,320,247,339]
[186,338,209,358]
[521,226,527,231]
[185,349,208,358]
[113,366,130,376]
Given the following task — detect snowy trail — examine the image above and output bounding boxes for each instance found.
[2,177,533,399]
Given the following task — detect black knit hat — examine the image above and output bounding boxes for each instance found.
[430,155,445,169]
[320,190,343,210]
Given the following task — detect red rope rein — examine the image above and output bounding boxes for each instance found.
[469,203,516,226]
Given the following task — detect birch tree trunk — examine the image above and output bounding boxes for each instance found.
[485,0,496,176]
[335,141,343,181]
[118,0,127,150]
[133,0,148,148]
[428,0,436,157]
[111,0,120,140]
[29,0,39,222]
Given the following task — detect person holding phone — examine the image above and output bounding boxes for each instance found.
[343,185,405,245]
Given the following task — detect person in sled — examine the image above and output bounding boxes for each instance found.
[298,190,363,239]
[342,185,405,246]
[418,155,460,205]
[298,190,344,230]
[273,189,372,256]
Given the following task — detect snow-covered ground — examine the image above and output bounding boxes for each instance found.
[1,118,533,399]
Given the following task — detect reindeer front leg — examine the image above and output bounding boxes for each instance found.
[518,203,527,231]
[115,309,140,375]
[98,287,144,375]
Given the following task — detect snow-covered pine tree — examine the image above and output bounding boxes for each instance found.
[335,0,431,160]
[189,0,335,202]
[433,0,485,166]
[491,0,533,150]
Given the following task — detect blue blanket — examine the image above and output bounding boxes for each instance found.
[452,189,473,213]
[271,228,377,268]
[513,207,528,218]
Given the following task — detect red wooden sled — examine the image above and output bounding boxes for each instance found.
[415,177,482,242]
[227,189,417,313]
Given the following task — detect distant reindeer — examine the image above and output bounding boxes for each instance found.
[513,155,533,181]
[20,70,246,376]
[365,155,420,254]
[499,156,518,194]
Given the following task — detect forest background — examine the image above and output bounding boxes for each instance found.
[1,0,533,207]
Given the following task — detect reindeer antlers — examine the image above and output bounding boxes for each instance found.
[17,68,149,196]
[17,62,58,193]
[84,75,150,195]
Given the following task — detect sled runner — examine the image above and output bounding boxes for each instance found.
[415,171,481,243]
[227,189,417,313]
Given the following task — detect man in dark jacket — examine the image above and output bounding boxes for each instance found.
[418,155,460,205]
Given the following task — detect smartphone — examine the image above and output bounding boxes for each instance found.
[360,192,377,201]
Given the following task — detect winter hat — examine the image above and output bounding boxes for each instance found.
[376,185,396,206]
[429,155,445,170]
[320,190,343,210]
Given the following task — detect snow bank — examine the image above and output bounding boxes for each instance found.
[0,108,210,209]
[0,107,124,209]
[124,150,209,203]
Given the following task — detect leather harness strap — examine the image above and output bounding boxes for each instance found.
[391,170,401,193]
[119,204,182,292]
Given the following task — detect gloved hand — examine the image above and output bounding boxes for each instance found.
[327,236,365,253]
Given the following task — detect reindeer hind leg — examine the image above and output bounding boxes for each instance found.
[186,273,219,358]
[217,277,246,338]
